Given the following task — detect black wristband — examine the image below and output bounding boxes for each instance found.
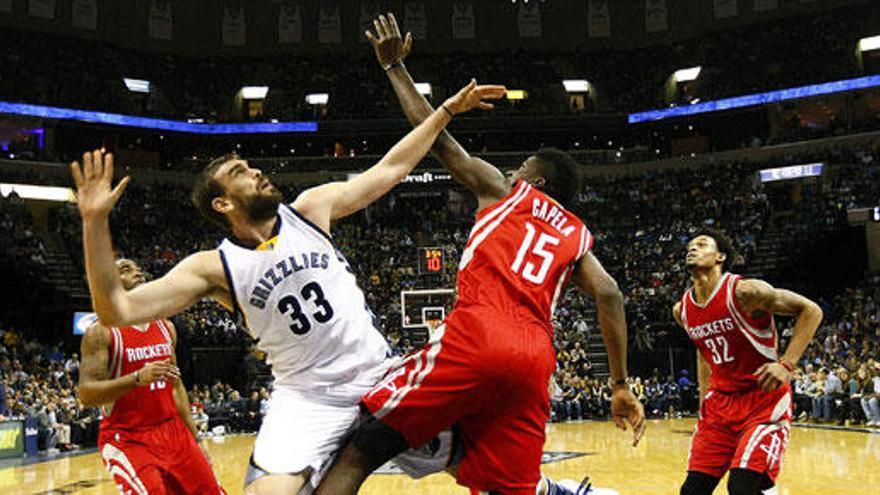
[383,60,403,72]
[441,104,455,117]
[613,378,627,386]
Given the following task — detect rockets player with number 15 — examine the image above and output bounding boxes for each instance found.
[674,230,823,495]
[316,16,645,492]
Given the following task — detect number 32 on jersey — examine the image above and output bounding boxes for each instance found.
[705,336,735,364]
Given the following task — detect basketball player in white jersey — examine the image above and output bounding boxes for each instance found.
[71,80,505,495]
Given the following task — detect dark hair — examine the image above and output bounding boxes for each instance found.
[532,148,581,207]
[191,153,237,230]
[693,228,740,272]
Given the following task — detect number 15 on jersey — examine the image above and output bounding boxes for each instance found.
[511,222,560,284]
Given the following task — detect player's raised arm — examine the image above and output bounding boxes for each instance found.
[367,13,510,208]
[293,79,505,232]
[571,251,646,446]
[72,151,224,326]
[735,279,824,392]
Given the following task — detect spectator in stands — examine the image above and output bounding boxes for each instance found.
[63,353,80,382]
[245,390,262,432]
[810,369,826,420]
[206,391,228,432]
[868,364,880,427]
[226,390,246,433]
[70,406,98,447]
[793,369,812,421]
[677,370,695,414]
[664,375,681,418]
[36,401,58,453]
[822,368,845,422]
[645,379,664,418]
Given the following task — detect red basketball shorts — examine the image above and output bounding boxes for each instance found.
[362,306,556,494]
[688,384,792,482]
[98,416,225,494]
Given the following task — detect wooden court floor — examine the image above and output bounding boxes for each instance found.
[1,419,876,494]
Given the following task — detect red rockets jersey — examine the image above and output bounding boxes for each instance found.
[679,273,779,393]
[100,320,178,431]
[455,181,593,336]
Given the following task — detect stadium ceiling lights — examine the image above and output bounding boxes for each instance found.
[858,35,880,53]
[562,80,591,93]
[672,66,702,83]
[1,183,75,202]
[414,83,432,96]
[241,86,269,99]
[0,101,317,134]
[123,78,151,93]
[628,74,880,124]
[305,93,329,105]
[506,90,528,100]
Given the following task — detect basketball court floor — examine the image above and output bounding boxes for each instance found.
[2,419,876,494]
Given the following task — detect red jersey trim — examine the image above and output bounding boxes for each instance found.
[725,276,778,360]
[155,320,173,345]
[473,180,527,225]
[728,276,774,337]
[679,291,689,329]
[459,182,532,271]
[111,327,124,379]
[687,272,731,309]
[576,225,594,259]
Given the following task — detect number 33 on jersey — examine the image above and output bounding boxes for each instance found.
[217,204,390,396]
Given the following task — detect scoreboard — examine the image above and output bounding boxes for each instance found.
[418,247,445,274]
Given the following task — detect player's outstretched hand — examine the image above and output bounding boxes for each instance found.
[70,149,131,220]
[611,386,647,447]
[366,13,411,69]
[443,79,507,115]
[135,358,180,387]
[754,362,790,392]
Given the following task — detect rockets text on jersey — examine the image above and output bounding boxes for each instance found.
[100,320,178,431]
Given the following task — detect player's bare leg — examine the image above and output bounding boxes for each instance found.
[314,442,377,495]
[244,471,310,495]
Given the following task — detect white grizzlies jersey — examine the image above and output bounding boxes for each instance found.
[218,204,390,404]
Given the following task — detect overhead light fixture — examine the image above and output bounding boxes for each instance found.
[1,183,75,202]
[506,90,527,100]
[241,86,270,99]
[858,35,880,53]
[673,66,702,83]
[305,93,329,105]
[414,83,432,96]
[562,80,590,93]
[123,78,150,93]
